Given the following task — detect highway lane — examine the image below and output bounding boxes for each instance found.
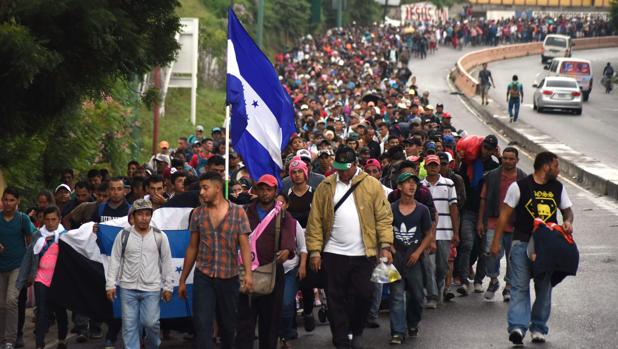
[483,47,618,166]
[28,45,618,349]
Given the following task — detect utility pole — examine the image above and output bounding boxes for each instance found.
[256,0,265,48]
[152,66,161,156]
[337,0,343,28]
[383,0,389,23]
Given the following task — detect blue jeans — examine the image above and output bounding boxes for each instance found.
[367,282,383,322]
[424,240,451,299]
[484,229,513,283]
[389,261,424,336]
[280,267,299,340]
[508,241,553,335]
[119,288,161,349]
[508,98,521,121]
[457,210,477,283]
[193,270,239,349]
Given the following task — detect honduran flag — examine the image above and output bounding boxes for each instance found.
[226,8,296,182]
[50,206,195,320]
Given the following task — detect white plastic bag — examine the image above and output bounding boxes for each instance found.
[370,257,402,284]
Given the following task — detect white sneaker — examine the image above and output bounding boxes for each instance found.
[425,299,438,309]
[5,343,15,349]
[474,283,484,293]
[531,331,546,343]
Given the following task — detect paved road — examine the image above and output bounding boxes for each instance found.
[483,47,618,166]
[26,45,618,349]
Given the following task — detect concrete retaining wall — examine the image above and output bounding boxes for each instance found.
[453,36,618,97]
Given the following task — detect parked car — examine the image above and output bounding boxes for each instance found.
[544,57,593,101]
[532,76,583,115]
[541,34,573,64]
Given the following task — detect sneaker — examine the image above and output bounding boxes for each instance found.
[15,335,24,348]
[5,344,15,349]
[103,339,115,349]
[484,280,500,300]
[366,320,380,329]
[474,283,484,293]
[407,327,419,338]
[531,331,546,343]
[389,334,404,345]
[425,299,438,309]
[457,282,469,296]
[502,287,511,302]
[90,328,103,339]
[351,335,367,349]
[304,314,316,332]
[57,340,67,349]
[444,286,456,301]
[76,331,89,343]
[509,328,524,346]
[279,338,292,349]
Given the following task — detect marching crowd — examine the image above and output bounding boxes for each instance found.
[0,16,578,349]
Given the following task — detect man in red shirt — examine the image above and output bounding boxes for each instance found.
[189,138,215,174]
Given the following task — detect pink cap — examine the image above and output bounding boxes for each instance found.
[289,158,309,179]
[425,155,441,166]
[364,158,382,171]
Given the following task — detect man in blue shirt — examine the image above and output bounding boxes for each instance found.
[506,75,524,123]
[0,187,35,349]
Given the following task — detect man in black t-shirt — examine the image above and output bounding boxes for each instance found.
[388,173,432,345]
[478,63,495,106]
[490,152,573,346]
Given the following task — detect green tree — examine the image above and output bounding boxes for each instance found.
[0,0,181,140]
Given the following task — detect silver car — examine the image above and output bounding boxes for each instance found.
[532,76,583,115]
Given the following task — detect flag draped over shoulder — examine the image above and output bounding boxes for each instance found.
[50,206,195,320]
[226,8,296,182]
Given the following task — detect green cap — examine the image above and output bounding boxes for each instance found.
[397,172,420,184]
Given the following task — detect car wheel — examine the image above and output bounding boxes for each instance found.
[583,91,590,102]
[537,105,544,113]
[575,108,582,115]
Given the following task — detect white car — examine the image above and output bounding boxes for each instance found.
[541,34,572,64]
[532,76,583,115]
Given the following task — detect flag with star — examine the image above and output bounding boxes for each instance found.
[226,8,296,183]
[50,205,196,320]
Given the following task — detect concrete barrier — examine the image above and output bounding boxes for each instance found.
[454,36,618,96]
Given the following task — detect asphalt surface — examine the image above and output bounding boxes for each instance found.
[26,45,618,349]
[482,47,618,166]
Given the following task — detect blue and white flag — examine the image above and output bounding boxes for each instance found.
[226,8,296,182]
[97,207,194,319]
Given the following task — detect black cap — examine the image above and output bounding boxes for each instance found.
[483,135,499,149]
[436,103,444,108]
[438,152,449,164]
[333,146,357,170]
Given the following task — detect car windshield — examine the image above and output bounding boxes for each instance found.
[560,61,591,74]
[545,37,567,47]
[546,80,578,88]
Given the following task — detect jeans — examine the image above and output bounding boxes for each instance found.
[508,98,521,121]
[280,267,299,340]
[422,253,438,300]
[424,241,451,300]
[484,229,513,283]
[0,268,20,344]
[473,233,487,284]
[34,282,68,348]
[193,270,239,349]
[508,241,553,336]
[119,288,161,349]
[389,261,424,336]
[367,282,383,322]
[16,288,26,339]
[322,253,375,347]
[457,210,477,283]
[299,267,324,317]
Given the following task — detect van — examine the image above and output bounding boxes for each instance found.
[541,34,573,64]
[544,57,593,101]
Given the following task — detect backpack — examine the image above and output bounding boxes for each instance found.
[117,227,163,281]
[509,82,521,98]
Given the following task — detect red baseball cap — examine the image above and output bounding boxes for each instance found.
[425,155,441,166]
[442,112,452,119]
[364,158,381,171]
[255,174,278,188]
